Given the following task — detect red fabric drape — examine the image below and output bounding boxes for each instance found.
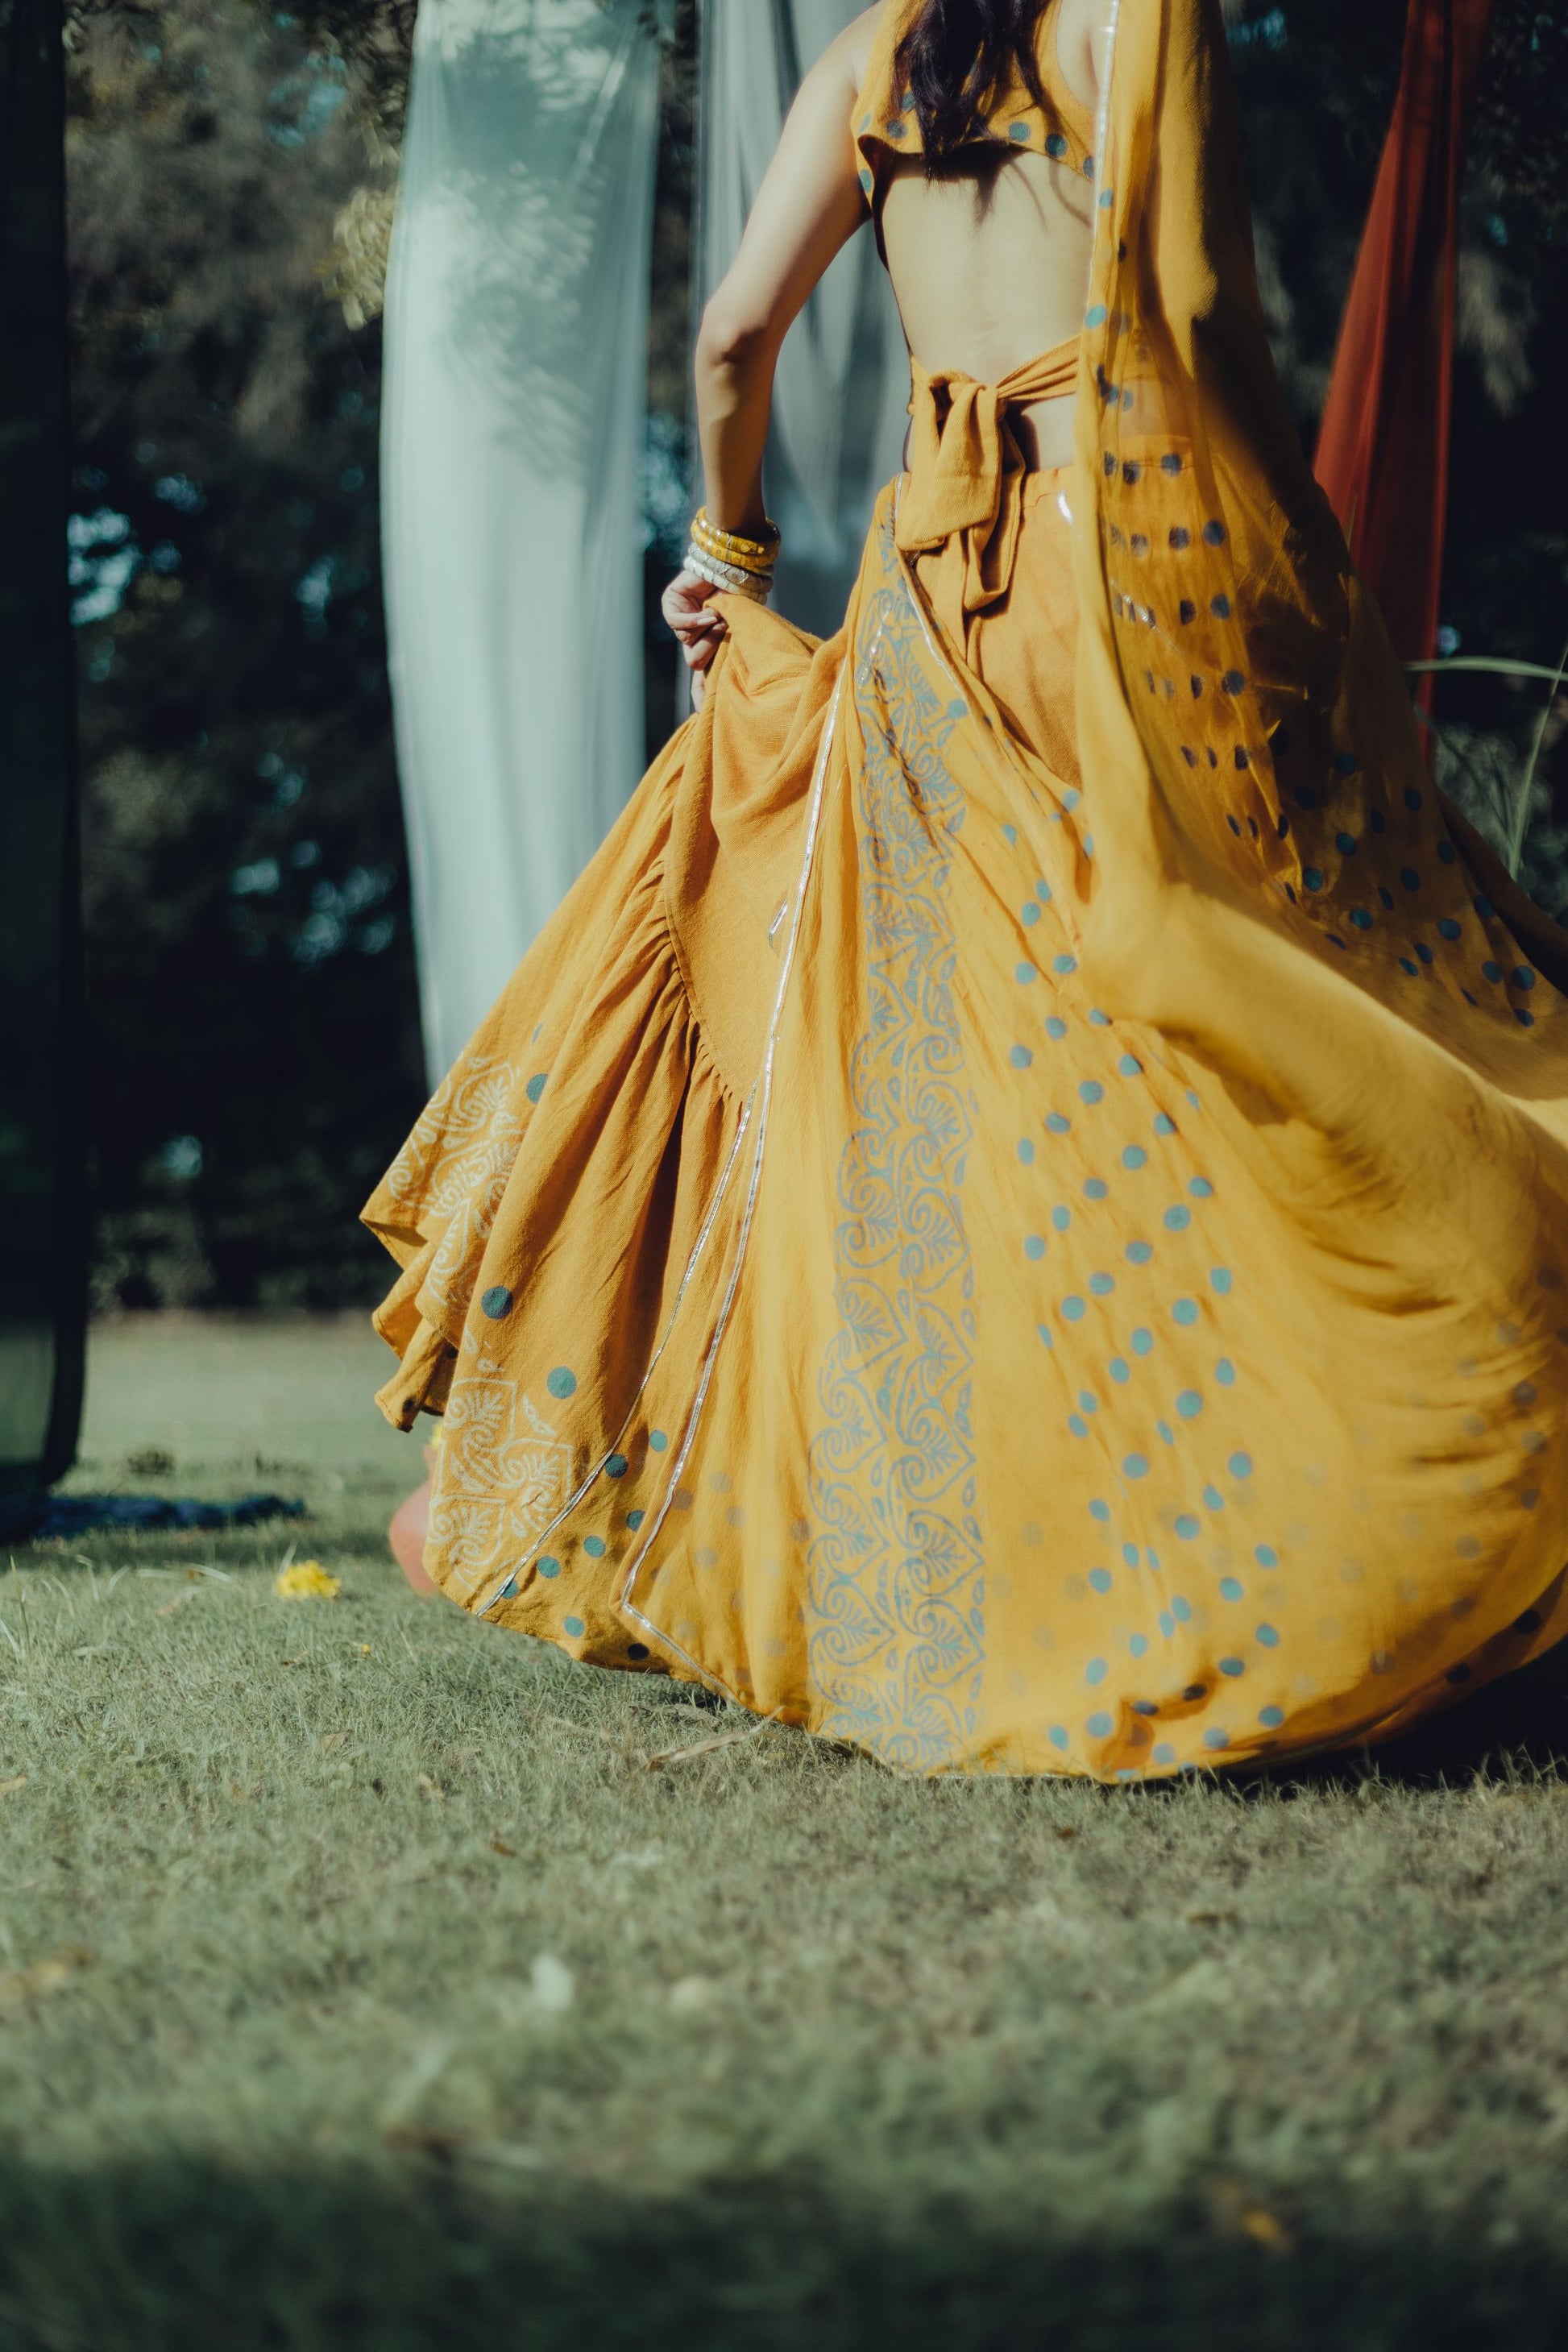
[1313,0,1494,672]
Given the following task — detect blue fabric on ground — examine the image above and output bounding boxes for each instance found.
[0,1494,305,1543]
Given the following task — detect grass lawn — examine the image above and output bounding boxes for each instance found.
[3,1316,1568,2350]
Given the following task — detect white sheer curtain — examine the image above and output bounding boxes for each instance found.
[698,0,909,637]
[382,0,665,1084]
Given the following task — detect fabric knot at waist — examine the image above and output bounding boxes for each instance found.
[896,337,1080,632]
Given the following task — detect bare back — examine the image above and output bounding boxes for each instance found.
[845,0,1110,461]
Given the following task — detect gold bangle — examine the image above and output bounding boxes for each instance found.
[690,521,777,577]
[691,506,780,572]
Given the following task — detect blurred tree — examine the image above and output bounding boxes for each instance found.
[68,0,425,1309]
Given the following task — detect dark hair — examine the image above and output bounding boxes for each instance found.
[894,0,1052,172]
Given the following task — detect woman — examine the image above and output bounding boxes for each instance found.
[366,0,1568,1779]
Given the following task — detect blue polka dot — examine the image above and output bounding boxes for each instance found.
[1175,1512,1200,1539]
[500,1575,517,1599]
[1216,1359,1235,1386]
[1126,1239,1152,1265]
[1088,1271,1114,1297]
[949,699,969,720]
[1255,1622,1279,1647]
[1089,1566,1113,1594]
[1473,895,1495,919]
[1164,1205,1191,1232]
[1483,960,1503,984]
[1054,954,1077,975]
[1131,1327,1154,1356]
[1035,879,1052,902]
[1258,1706,1284,1729]
[1121,1543,1139,1568]
[1229,1451,1253,1478]
[1404,787,1423,811]
[1171,1595,1193,1623]
[649,1429,668,1452]
[1515,965,1537,989]
[1089,1007,1110,1025]
[1152,1741,1177,1765]
[1086,1711,1114,1739]
[1110,1357,1130,1383]
[1048,1725,1070,1750]
[1123,1453,1149,1479]
[1079,1081,1104,1106]
[1047,131,1068,158]
[525,1072,548,1105]
[1022,902,1040,926]
[1129,1633,1149,1659]
[627,1509,645,1530]
[1158,1611,1176,1638]
[1157,1419,1176,1446]
[1062,1295,1086,1321]
[1202,1728,1230,1751]
[1219,1577,1243,1601]
[1399,959,1419,977]
[1077,1391,1098,1414]
[563,1616,586,1639]
[1417,943,1433,964]
[1203,1485,1224,1511]
[1517,1008,1536,1028]
[1046,1016,1068,1039]
[1090,1500,1111,1524]
[538,1555,562,1580]
[1045,1113,1071,1135]
[1335,832,1356,855]
[1118,1055,1143,1076]
[1123,1146,1147,1171]
[547,1366,577,1400]
[1085,1177,1109,1201]
[1153,1114,1176,1137]
[1209,1267,1233,1295]
[1010,1044,1034,1068]
[1037,1325,1053,1348]
[1350,909,1374,930]
[606,1454,628,1479]
[1176,1389,1203,1418]
[1172,1298,1199,1325]
[583,1536,605,1558]
[1086,1657,1110,1686]
[1068,1414,1089,1438]
[1188,1177,1214,1198]
[1219,1657,1244,1678]
[1052,1205,1072,1232]
[1438,918,1461,941]
[1255,1544,1278,1567]
[481,1285,514,1320]
[1016,963,1037,984]
[1025,1234,1047,1260]
[1303,869,1324,892]
[1018,1139,1036,1164]
[1085,301,1109,326]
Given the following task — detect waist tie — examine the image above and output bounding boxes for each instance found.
[896,338,1080,639]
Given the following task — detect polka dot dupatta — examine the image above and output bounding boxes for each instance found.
[363,0,1568,1779]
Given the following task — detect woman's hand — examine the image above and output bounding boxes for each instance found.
[662,566,727,710]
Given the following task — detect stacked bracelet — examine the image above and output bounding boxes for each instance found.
[684,505,779,603]
[684,545,771,602]
[690,506,779,573]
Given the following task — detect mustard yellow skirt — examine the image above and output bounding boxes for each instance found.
[365,471,1568,1779]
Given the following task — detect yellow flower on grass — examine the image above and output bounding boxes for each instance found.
[275,1559,342,1602]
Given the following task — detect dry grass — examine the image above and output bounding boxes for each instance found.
[3,1317,1568,2349]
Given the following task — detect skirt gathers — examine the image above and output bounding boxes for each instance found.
[365,464,1568,1781]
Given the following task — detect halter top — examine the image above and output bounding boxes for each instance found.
[852,0,1097,215]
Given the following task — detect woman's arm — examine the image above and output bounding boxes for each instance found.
[664,9,877,699]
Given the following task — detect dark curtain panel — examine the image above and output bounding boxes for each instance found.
[0,0,83,1488]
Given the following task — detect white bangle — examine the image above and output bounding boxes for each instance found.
[684,545,771,602]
